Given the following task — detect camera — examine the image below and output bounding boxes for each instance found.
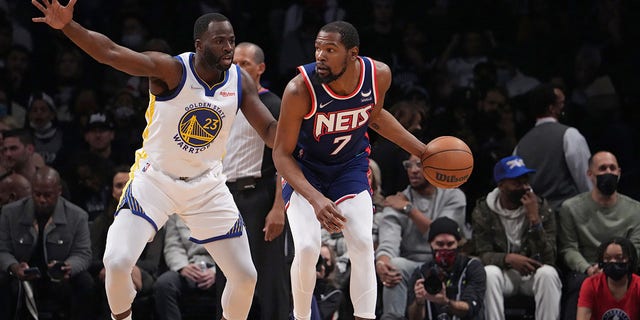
[423,264,446,295]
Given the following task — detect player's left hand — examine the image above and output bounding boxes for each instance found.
[311,196,346,233]
[31,0,77,30]
[263,208,285,241]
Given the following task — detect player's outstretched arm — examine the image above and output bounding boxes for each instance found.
[368,60,426,156]
[32,0,180,86]
[239,68,277,148]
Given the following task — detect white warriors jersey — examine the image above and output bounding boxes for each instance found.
[135,52,241,178]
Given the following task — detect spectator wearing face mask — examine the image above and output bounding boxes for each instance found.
[577,237,640,320]
[407,217,486,320]
[558,151,640,320]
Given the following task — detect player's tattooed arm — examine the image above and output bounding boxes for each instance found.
[370,123,380,130]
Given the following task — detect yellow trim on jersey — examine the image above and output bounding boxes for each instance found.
[142,94,156,141]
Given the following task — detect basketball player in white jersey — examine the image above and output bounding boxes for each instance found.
[273,21,428,320]
[32,1,277,320]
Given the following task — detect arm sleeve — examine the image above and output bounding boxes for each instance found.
[563,128,592,192]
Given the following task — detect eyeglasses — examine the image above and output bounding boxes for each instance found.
[434,241,456,247]
[402,160,421,170]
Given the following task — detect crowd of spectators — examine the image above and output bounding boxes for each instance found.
[1,0,640,319]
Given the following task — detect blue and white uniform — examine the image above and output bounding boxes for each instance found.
[105,52,257,320]
[286,56,379,320]
[117,52,244,242]
[283,56,378,205]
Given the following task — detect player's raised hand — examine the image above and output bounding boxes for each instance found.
[31,0,77,30]
[311,197,346,233]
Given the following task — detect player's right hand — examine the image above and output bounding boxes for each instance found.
[311,197,346,233]
[31,0,77,30]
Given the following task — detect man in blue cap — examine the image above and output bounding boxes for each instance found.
[471,155,562,320]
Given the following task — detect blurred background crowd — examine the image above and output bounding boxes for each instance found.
[1,0,640,319]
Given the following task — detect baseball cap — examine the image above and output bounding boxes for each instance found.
[493,155,536,183]
[85,112,114,131]
[428,217,461,242]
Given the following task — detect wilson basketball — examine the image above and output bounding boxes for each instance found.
[420,136,473,188]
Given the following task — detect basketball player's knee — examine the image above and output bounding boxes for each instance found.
[296,242,321,265]
[232,266,257,293]
[349,235,373,256]
[103,251,136,274]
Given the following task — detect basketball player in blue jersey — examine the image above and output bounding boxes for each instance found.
[273,21,429,320]
[32,1,277,320]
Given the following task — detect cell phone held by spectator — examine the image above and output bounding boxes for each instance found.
[24,267,41,277]
[48,261,65,282]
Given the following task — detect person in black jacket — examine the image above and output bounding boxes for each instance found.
[407,217,486,320]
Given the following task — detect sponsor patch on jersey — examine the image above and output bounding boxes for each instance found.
[174,105,225,153]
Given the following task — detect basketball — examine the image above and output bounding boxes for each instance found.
[420,136,474,188]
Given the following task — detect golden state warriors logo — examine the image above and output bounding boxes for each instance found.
[175,107,222,152]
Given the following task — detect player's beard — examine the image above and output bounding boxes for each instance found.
[314,57,348,84]
[204,46,232,72]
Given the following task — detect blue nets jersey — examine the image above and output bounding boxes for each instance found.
[282,56,377,203]
[295,56,377,165]
[135,52,241,179]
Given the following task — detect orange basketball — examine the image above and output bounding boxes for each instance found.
[420,136,474,188]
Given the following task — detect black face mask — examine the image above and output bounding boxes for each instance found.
[596,173,619,196]
[601,262,629,281]
[507,189,527,204]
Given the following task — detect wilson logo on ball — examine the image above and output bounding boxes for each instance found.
[435,173,470,183]
[421,136,474,189]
